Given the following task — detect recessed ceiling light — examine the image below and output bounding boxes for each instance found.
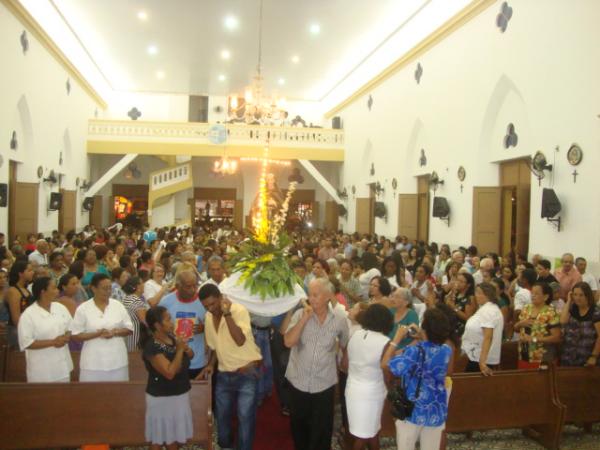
[291,55,300,64]
[224,15,239,30]
[278,78,285,86]
[218,74,226,82]
[221,49,231,60]
[156,71,165,79]
[147,45,158,55]
[137,11,148,21]
[309,23,321,35]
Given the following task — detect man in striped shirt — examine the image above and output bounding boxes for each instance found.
[284,278,349,450]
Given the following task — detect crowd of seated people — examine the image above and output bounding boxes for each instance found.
[0,225,598,450]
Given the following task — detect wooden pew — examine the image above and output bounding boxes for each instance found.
[555,366,600,427]
[2,348,147,382]
[0,380,213,449]
[446,369,565,450]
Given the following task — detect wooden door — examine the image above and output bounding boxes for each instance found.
[324,201,339,231]
[8,161,17,241]
[13,182,38,242]
[472,187,501,255]
[90,195,103,228]
[500,158,531,256]
[58,190,76,233]
[355,198,373,234]
[500,187,515,257]
[416,176,430,242]
[398,194,418,240]
[233,200,243,231]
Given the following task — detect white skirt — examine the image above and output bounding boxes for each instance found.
[345,384,387,438]
[79,366,129,382]
[145,392,194,445]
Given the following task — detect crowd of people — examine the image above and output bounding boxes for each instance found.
[0,225,598,450]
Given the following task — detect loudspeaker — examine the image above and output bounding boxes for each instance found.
[82,196,94,212]
[0,184,7,207]
[432,197,450,218]
[541,188,561,218]
[48,192,62,211]
[332,116,342,129]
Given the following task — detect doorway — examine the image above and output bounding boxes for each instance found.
[8,161,17,241]
[500,159,531,257]
[417,175,430,243]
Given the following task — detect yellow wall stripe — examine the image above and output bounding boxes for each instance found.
[87,140,345,162]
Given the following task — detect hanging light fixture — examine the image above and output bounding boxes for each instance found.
[213,156,238,176]
[228,0,286,123]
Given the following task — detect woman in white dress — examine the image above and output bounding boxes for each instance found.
[144,264,171,307]
[345,303,393,450]
[18,277,73,382]
[71,273,134,381]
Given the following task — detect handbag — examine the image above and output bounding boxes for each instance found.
[387,344,426,420]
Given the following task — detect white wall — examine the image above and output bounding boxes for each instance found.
[0,3,101,235]
[336,0,600,271]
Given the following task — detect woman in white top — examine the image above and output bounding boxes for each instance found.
[18,277,73,382]
[345,303,393,449]
[410,265,433,304]
[143,264,171,307]
[461,282,504,375]
[71,273,134,381]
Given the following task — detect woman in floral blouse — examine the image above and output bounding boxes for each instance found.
[514,282,561,369]
[559,282,600,367]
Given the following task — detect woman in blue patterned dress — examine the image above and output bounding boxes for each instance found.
[385,308,452,450]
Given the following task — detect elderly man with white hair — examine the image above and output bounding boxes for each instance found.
[473,257,495,286]
[28,240,49,266]
[284,278,349,450]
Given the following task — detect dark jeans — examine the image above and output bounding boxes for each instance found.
[215,368,259,450]
[289,383,335,450]
[252,327,273,402]
[271,330,291,409]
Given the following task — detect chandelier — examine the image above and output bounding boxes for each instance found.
[212,156,238,175]
[228,0,286,123]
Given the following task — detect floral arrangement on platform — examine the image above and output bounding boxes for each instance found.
[227,147,302,300]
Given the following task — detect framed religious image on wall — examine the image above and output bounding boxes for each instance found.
[567,144,583,166]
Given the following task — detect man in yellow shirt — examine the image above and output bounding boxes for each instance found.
[199,284,262,450]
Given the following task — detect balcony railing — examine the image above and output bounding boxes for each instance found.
[88,120,344,149]
[150,163,192,192]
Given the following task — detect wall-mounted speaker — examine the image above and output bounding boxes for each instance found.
[48,192,62,211]
[0,184,7,207]
[82,196,94,212]
[432,197,450,218]
[332,116,342,129]
[541,188,561,218]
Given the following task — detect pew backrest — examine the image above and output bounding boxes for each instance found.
[555,366,600,424]
[447,369,565,449]
[2,348,147,382]
[0,380,212,449]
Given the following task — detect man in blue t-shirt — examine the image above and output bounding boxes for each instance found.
[159,270,207,379]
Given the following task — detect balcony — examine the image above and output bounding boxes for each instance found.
[87,119,344,161]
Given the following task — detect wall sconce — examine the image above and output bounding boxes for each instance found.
[429,171,444,192]
[79,180,91,192]
[374,181,385,196]
[10,131,18,150]
[337,187,348,200]
[43,170,58,185]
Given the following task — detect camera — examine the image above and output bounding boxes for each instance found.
[407,327,419,338]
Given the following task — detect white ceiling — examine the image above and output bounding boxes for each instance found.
[50,0,431,101]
